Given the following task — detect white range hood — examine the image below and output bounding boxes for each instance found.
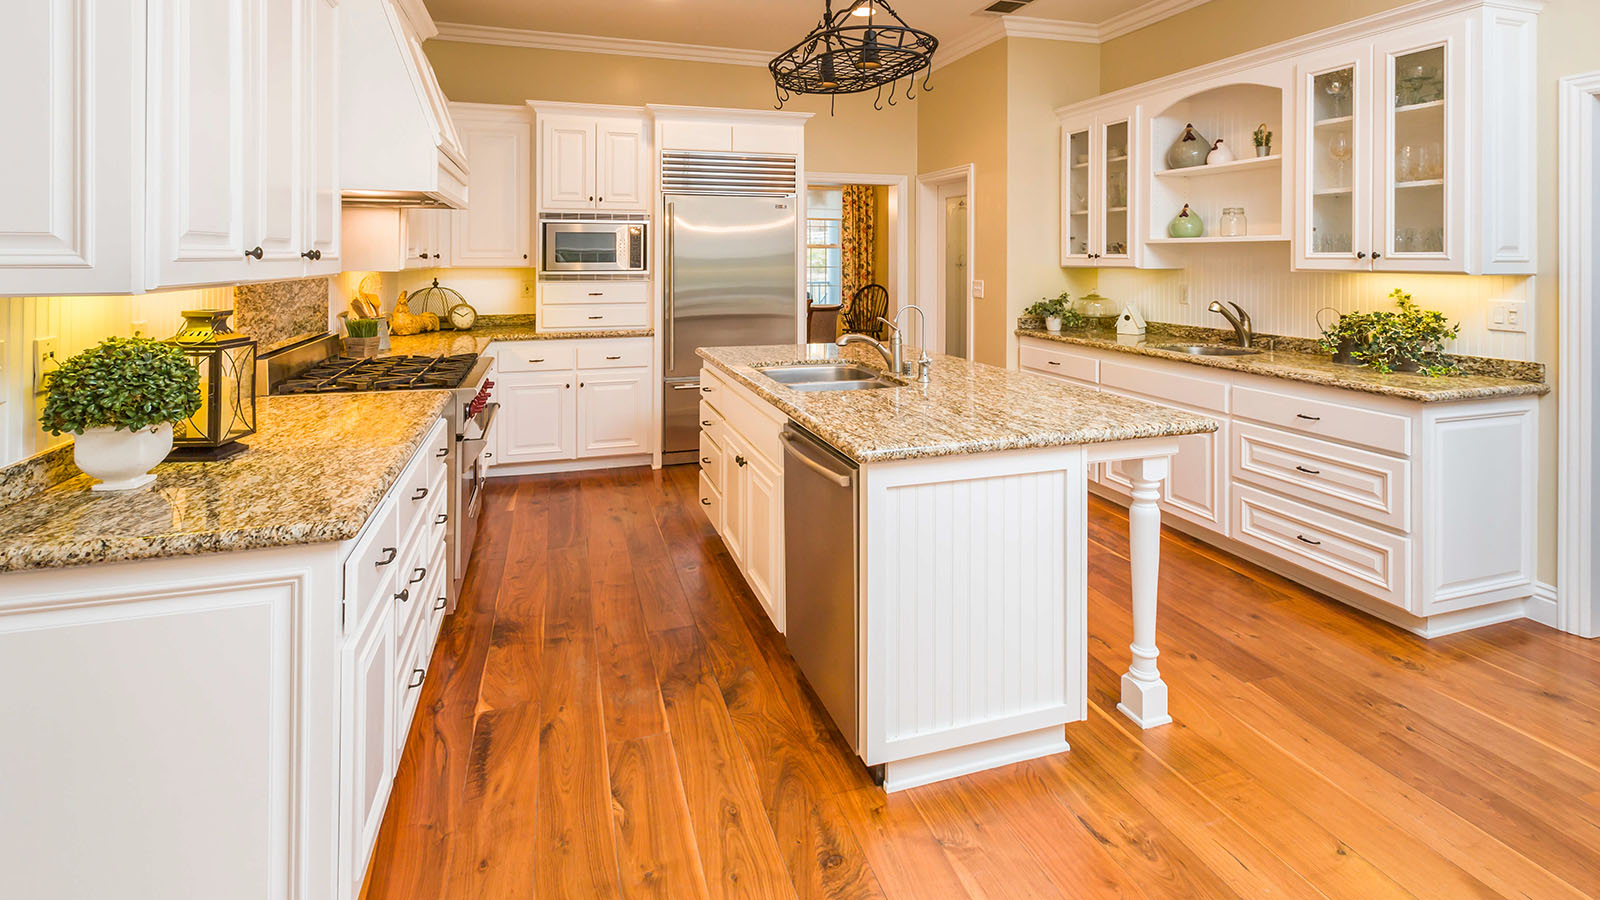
[340,0,469,208]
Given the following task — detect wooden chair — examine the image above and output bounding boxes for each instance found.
[839,283,890,340]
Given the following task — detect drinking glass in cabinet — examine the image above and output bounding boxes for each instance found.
[1396,57,1443,107]
[1316,69,1353,120]
[1327,132,1353,186]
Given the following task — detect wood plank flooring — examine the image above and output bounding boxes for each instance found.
[361,465,1600,900]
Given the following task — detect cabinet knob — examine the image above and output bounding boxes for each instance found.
[395,587,410,603]
[565,383,571,389]
[523,253,529,260]
[589,196,594,201]
[736,455,747,467]
[419,252,429,259]
[1371,251,1382,260]
[301,249,323,260]
[433,253,441,259]
[245,246,264,260]
[1356,251,1368,260]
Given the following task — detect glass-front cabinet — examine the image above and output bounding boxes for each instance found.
[1297,46,1370,269]
[1060,108,1138,268]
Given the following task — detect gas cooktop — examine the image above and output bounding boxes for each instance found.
[272,353,481,395]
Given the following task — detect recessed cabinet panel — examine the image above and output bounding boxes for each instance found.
[451,109,532,266]
[1062,124,1092,263]
[340,599,395,900]
[541,114,597,210]
[305,0,341,271]
[497,373,577,463]
[255,0,302,270]
[597,118,647,210]
[578,371,650,457]
[1296,45,1371,270]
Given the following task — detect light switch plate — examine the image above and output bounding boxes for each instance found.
[1487,299,1526,333]
[972,279,985,299]
[521,281,535,299]
[34,337,58,393]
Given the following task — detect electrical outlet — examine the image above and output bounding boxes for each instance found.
[1178,282,1191,306]
[522,281,535,299]
[1487,299,1526,333]
[972,279,985,299]
[34,337,59,393]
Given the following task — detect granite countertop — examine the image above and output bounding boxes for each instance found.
[387,315,652,356]
[0,392,450,573]
[1016,325,1549,403]
[697,344,1218,464]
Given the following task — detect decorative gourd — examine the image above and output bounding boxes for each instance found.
[1165,123,1210,169]
[1168,204,1205,238]
[1206,138,1234,165]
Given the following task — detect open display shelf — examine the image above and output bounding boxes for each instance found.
[1154,153,1281,179]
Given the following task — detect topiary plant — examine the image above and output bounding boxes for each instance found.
[40,337,202,436]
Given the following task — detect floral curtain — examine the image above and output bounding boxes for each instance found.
[840,184,876,310]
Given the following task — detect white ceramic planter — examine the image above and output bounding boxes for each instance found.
[74,423,172,492]
[1045,316,1063,333]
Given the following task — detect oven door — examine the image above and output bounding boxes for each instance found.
[542,222,647,272]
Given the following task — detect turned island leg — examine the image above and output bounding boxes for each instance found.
[1115,456,1173,728]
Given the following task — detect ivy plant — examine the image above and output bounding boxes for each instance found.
[40,337,202,436]
[1024,292,1085,328]
[1365,289,1460,375]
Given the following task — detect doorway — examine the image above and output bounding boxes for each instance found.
[917,165,975,360]
[803,173,910,344]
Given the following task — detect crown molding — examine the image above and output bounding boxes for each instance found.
[1001,16,1100,43]
[393,0,437,40]
[431,21,776,67]
[1097,0,1213,42]
[932,19,1006,68]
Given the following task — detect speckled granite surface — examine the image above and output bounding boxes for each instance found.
[0,444,77,507]
[1016,325,1549,402]
[697,344,1217,464]
[235,277,332,353]
[0,392,449,573]
[387,315,653,356]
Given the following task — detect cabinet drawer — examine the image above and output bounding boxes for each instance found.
[1233,384,1411,456]
[540,280,649,305]
[344,499,400,630]
[699,432,724,492]
[497,342,576,372]
[1020,343,1098,386]
[1233,484,1410,609]
[577,340,651,370]
[422,541,450,650]
[1233,422,1411,531]
[394,609,429,753]
[698,470,721,528]
[397,455,439,545]
[699,399,724,445]
[1101,360,1228,413]
[393,535,434,645]
[539,303,649,330]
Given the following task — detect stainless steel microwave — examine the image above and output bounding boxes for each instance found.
[541,220,649,273]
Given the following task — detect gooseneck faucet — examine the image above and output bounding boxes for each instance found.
[1208,300,1254,348]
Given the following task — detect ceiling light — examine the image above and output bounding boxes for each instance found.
[851,3,873,15]
[769,0,937,108]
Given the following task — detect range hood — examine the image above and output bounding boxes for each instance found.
[339,0,469,208]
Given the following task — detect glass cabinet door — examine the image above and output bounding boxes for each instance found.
[1099,118,1131,264]
[1062,125,1091,264]
[1373,22,1466,271]
[1297,47,1370,270]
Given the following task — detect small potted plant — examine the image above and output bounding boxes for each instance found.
[1366,289,1459,374]
[40,337,201,492]
[345,317,383,357]
[1317,309,1375,366]
[1253,123,1273,157]
[1024,293,1083,333]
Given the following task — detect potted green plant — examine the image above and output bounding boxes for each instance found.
[1024,293,1083,333]
[1252,123,1273,158]
[344,317,383,357]
[1365,289,1460,374]
[1317,310,1375,366]
[40,337,201,491]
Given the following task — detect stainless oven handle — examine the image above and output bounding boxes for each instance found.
[457,402,500,447]
[665,200,676,373]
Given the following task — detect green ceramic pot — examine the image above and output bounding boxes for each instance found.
[1168,204,1205,238]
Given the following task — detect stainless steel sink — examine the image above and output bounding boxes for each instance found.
[758,364,897,391]
[1149,344,1261,357]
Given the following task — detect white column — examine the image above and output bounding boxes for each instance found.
[1114,456,1172,728]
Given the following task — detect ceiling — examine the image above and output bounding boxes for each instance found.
[421,0,1168,51]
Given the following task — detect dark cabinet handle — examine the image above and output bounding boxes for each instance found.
[701,419,713,426]
[1295,413,1321,422]
[434,595,448,611]
[588,196,594,201]
[588,315,604,320]
[588,291,605,297]
[419,252,429,259]
[1047,360,1061,366]
[376,547,398,566]
[701,497,711,506]
[606,355,622,360]
[435,513,448,525]
[408,668,425,689]
[1372,252,1382,260]
[523,253,529,260]
[435,447,448,458]
[1295,465,1321,475]
[1356,251,1367,260]
[410,566,427,585]
[1296,534,1323,546]
[411,487,429,501]
[565,383,571,389]
[300,249,322,260]
[701,456,711,464]
[245,246,264,259]
[701,386,712,393]
[579,382,585,388]
[530,358,545,363]
[395,587,410,603]
[433,253,441,259]
[735,455,747,467]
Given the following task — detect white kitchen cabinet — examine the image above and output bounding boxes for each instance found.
[1060,107,1140,267]
[304,0,342,272]
[534,106,650,212]
[719,430,750,567]
[579,371,651,456]
[450,104,532,266]
[338,586,395,900]
[1292,5,1537,274]
[403,208,451,268]
[742,450,784,629]
[496,372,578,464]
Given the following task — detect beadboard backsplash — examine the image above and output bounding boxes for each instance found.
[1096,243,1535,361]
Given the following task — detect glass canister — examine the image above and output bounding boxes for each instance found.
[1219,207,1248,237]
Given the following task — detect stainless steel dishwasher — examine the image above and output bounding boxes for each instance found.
[780,424,861,752]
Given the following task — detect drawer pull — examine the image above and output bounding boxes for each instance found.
[410,566,427,585]
[1047,360,1061,366]
[588,315,604,320]
[1294,465,1321,475]
[701,497,712,506]
[530,358,545,363]
[702,386,712,392]
[1295,413,1322,422]
[435,513,448,525]
[435,595,448,611]
[395,587,410,603]
[588,291,605,296]
[411,487,429,501]
[435,447,448,458]
[408,668,425,689]
[606,355,622,360]
[376,547,398,566]
[702,419,713,426]
[701,456,711,464]
[1296,534,1323,546]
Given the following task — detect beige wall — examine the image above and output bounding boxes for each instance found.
[918,41,1009,365]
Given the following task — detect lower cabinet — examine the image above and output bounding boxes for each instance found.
[493,339,652,468]
[697,366,786,631]
[338,590,395,900]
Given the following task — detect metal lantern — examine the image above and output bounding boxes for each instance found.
[166,309,258,461]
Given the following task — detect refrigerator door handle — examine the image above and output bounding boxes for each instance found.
[665,201,676,373]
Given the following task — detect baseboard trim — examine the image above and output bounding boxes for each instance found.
[1525,581,1560,628]
[880,726,1069,793]
[487,455,653,477]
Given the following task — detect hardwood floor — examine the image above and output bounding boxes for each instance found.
[362,465,1600,900]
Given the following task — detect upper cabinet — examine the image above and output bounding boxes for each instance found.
[450,104,533,266]
[534,106,650,213]
[1,0,341,296]
[1060,108,1142,267]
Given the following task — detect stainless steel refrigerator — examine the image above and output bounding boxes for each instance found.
[661,192,800,463]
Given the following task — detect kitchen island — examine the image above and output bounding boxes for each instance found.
[696,344,1217,791]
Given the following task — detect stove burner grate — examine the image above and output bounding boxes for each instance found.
[274,353,479,395]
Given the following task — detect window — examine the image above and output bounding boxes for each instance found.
[806,188,843,307]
